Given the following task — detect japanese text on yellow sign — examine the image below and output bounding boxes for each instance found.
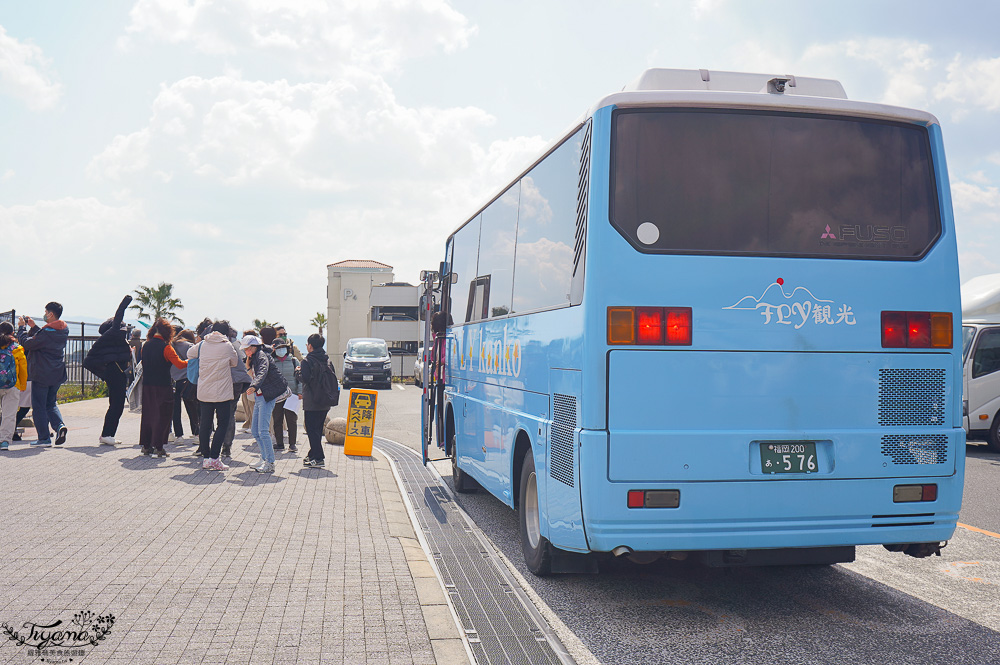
[344,389,378,456]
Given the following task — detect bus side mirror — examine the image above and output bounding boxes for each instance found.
[451,273,458,284]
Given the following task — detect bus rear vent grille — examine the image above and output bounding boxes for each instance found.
[551,394,577,487]
[877,369,946,426]
[880,435,948,465]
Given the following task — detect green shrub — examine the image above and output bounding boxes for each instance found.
[57,381,108,404]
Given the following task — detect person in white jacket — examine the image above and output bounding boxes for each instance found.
[187,321,239,471]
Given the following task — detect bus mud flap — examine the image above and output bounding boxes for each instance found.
[550,550,599,574]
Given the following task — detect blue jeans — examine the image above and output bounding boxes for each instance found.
[31,383,64,442]
[251,393,277,464]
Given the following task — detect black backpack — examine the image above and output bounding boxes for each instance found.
[320,361,340,407]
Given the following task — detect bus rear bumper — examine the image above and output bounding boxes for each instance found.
[578,468,961,553]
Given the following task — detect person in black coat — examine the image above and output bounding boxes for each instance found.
[17,302,69,446]
[83,295,133,445]
[297,333,338,468]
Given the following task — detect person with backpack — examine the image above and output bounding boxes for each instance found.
[243,334,288,473]
[297,333,339,468]
[0,321,28,451]
[83,295,134,445]
[17,302,69,447]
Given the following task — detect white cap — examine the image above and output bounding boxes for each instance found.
[240,335,262,349]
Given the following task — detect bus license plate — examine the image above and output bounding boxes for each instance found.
[363,375,374,382]
[760,442,817,474]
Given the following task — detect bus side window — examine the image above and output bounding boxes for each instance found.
[972,329,1000,378]
[466,276,491,323]
[450,215,482,325]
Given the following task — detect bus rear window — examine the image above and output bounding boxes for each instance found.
[611,109,941,259]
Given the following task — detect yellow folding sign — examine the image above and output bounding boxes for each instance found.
[344,389,378,457]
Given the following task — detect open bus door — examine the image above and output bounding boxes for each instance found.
[419,266,449,465]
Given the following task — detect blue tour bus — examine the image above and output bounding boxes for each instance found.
[438,69,963,575]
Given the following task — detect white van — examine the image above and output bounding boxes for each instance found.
[961,274,1000,452]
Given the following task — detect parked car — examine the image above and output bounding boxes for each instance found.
[343,337,392,390]
[413,346,425,387]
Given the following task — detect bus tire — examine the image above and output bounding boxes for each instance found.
[451,432,478,493]
[519,449,553,576]
[988,414,1000,453]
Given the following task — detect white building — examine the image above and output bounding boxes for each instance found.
[326,259,422,378]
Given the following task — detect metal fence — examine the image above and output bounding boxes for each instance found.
[63,321,104,397]
[0,309,13,325]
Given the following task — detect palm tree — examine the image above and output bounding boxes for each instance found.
[253,318,273,331]
[131,282,184,325]
[310,312,327,335]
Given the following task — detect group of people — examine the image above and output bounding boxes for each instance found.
[0,297,341,475]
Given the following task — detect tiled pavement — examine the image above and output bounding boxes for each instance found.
[0,398,470,664]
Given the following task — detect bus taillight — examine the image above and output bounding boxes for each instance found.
[637,308,663,344]
[608,307,692,346]
[881,312,952,348]
[608,307,635,344]
[665,308,692,345]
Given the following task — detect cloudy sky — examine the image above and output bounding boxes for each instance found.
[2,0,999,333]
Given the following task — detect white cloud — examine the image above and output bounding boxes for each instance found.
[798,38,935,107]
[691,0,725,20]
[79,67,549,331]
[0,197,143,251]
[0,25,62,110]
[936,55,1000,112]
[952,180,1000,211]
[953,177,1000,283]
[120,0,475,75]
[0,197,150,317]
[87,71,544,202]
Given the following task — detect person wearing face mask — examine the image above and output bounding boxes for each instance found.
[17,302,69,447]
[270,339,301,452]
[273,324,303,361]
[242,335,288,473]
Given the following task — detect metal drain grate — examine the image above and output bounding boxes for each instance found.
[376,437,571,665]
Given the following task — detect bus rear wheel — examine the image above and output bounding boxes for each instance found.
[451,432,478,493]
[519,449,554,576]
[988,414,1000,453]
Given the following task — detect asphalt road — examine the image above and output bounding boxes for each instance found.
[373,384,1000,665]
